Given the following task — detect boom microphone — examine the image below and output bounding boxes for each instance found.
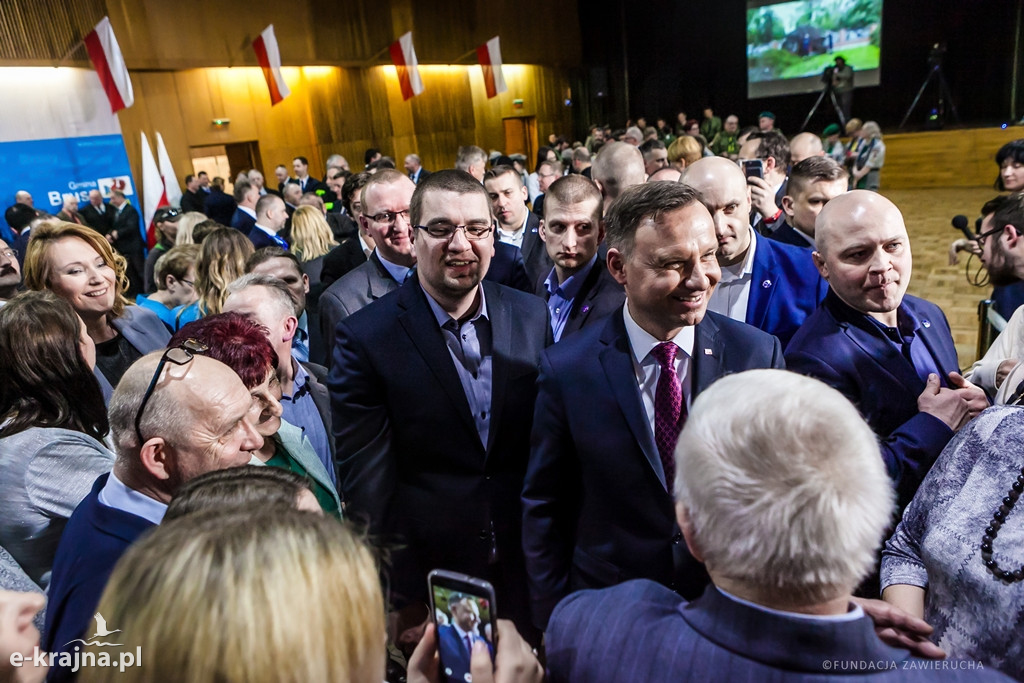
[951,215,973,241]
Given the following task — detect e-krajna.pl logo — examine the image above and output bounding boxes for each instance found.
[9,612,141,674]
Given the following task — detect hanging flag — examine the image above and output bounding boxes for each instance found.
[155,133,182,209]
[476,36,508,99]
[253,25,291,105]
[140,132,168,248]
[389,32,424,101]
[83,17,134,113]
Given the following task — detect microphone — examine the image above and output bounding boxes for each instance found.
[951,215,974,241]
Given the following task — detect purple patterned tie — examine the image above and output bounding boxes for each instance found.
[650,342,685,487]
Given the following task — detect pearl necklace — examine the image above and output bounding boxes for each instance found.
[980,465,1024,583]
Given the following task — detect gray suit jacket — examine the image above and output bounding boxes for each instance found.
[318,252,400,366]
[95,304,173,401]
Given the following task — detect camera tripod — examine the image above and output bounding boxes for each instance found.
[800,81,847,132]
[899,61,960,128]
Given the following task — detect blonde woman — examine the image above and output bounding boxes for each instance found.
[852,121,885,191]
[173,211,207,246]
[22,221,170,389]
[172,227,253,330]
[289,205,339,303]
[667,135,703,170]
[81,508,385,683]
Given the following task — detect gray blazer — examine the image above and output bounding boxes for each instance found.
[277,419,342,514]
[95,304,172,400]
[0,428,116,588]
[318,252,400,365]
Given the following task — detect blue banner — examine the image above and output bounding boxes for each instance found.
[0,133,142,235]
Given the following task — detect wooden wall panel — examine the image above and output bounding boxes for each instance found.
[882,126,1024,190]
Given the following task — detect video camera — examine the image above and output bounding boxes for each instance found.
[821,64,836,85]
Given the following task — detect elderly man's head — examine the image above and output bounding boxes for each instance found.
[108,351,262,502]
[813,191,911,326]
[675,369,892,608]
[788,132,825,165]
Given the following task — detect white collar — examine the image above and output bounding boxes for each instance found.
[97,470,167,525]
[622,301,695,366]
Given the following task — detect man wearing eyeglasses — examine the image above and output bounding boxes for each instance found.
[43,349,262,679]
[0,238,21,305]
[329,169,550,641]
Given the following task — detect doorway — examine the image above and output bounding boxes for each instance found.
[503,117,537,168]
[190,141,263,193]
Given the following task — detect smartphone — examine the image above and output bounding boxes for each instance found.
[743,159,764,180]
[428,569,497,683]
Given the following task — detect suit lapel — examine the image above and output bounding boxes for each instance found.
[565,259,605,334]
[396,283,480,439]
[828,296,923,389]
[521,212,542,264]
[367,252,399,299]
[746,235,775,329]
[598,313,665,488]
[484,282,510,454]
[913,306,959,375]
[692,315,726,398]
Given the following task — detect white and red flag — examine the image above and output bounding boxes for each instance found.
[155,133,182,209]
[390,32,424,101]
[83,17,134,113]
[477,36,508,99]
[253,25,291,105]
[140,132,168,248]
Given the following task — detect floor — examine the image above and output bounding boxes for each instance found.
[880,186,1000,367]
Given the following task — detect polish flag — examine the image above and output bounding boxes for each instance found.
[477,36,508,99]
[140,132,169,248]
[155,133,183,209]
[253,25,291,105]
[390,32,424,101]
[83,17,134,113]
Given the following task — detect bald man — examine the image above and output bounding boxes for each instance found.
[681,157,826,347]
[788,132,825,165]
[591,141,647,212]
[786,191,987,508]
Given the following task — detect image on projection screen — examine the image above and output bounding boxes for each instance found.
[747,0,882,99]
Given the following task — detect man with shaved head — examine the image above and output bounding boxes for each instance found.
[788,131,825,165]
[591,141,647,212]
[682,156,826,347]
[786,191,987,508]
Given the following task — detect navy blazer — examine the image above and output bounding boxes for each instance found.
[547,580,1009,682]
[537,258,625,341]
[767,220,816,249]
[248,226,286,251]
[487,241,533,294]
[520,212,554,291]
[321,237,369,288]
[745,232,828,348]
[786,291,960,506]
[42,474,155,682]
[522,310,784,628]
[329,280,550,631]
[230,207,257,233]
[437,624,492,682]
[203,188,236,226]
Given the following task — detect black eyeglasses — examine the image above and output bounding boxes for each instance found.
[134,339,209,444]
[414,223,493,241]
[974,224,1020,246]
[365,209,411,224]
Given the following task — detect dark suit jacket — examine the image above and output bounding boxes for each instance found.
[753,177,789,235]
[538,258,625,341]
[111,203,145,294]
[248,225,286,251]
[203,188,236,225]
[42,474,155,682]
[785,292,960,505]
[181,189,206,214]
[744,232,828,348]
[520,212,553,290]
[296,176,327,195]
[487,241,533,294]
[230,207,257,233]
[319,252,400,366]
[329,280,550,629]
[522,310,784,628]
[410,168,431,185]
[326,211,358,242]
[438,624,492,682]
[767,220,815,249]
[320,236,368,288]
[547,581,1007,682]
[79,203,114,234]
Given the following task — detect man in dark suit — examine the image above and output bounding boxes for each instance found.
[321,233,372,288]
[404,153,431,185]
[771,156,850,250]
[107,190,146,296]
[180,174,206,214]
[546,370,991,682]
[536,174,623,342]
[786,191,987,508]
[43,352,260,681]
[329,170,550,637]
[248,194,289,250]
[683,156,828,348]
[230,179,259,233]
[522,182,784,630]
[484,165,552,289]
[79,189,114,234]
[203,177,236,225]
[293,156,326,195]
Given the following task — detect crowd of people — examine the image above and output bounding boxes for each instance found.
[0,112,1022,682]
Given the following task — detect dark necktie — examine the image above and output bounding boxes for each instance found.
[651,342,685,486]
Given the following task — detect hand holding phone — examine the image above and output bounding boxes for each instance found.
[409,621,544,683]
[428,570,497,683]
[743,159,764,179]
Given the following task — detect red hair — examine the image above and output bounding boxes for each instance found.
[170,313,278,389]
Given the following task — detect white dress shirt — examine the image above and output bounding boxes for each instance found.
[97,470,167,525]
[708,228,757,323]
[497,215,528,249]
[622,302,695,440]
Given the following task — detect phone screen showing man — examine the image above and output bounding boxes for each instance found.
[433,586,496,683]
